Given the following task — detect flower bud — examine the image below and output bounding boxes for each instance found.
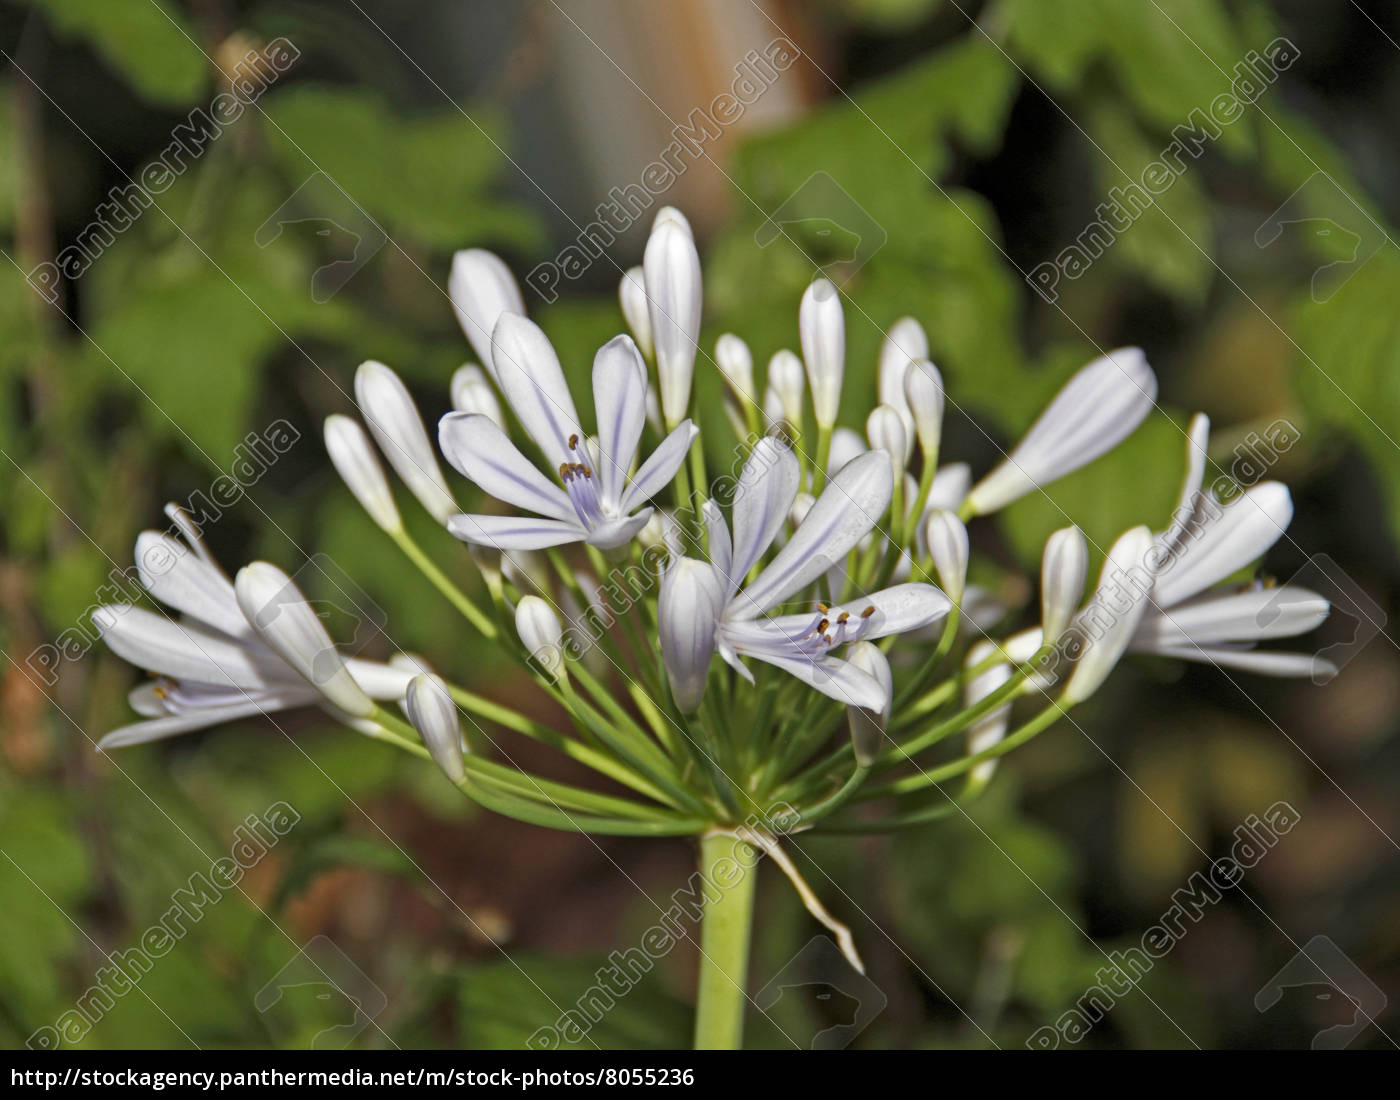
[618,267,653,360]
[354,361,458,525]
[1041,525,1088,645]
[643,212,701,427]
[405,674,466,783]
[449,249,525,384]
[878,317,928,440]
[799,278,844,429]
[450,364,505,428]
[964,640,1012,785]
[234,562,375,718]
[767,350,806,429]
[658,559,722,712]
[903,359,944,462]
[924,509,969,602]
[324,415,401,534]
[515,595,565,678]
[715,333,756,404]
[866,404,907,479]
[845,641,893,766]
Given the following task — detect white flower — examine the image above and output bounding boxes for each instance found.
[618,266,653,360]
[439,320,696,550]
[643,209,702,427]
[324,414,401,533]
[845,641,892,766]
[354,360,458,524]
[450,364,505,428]
[1063,525,1155,703]
[924,509,969,602]
[678,439,950,708]
[405,674,466,783]
[95,522,412,749]
[449,248,525,384]
[799,278,844,430]
[1131,416,1331,677]
[515,595,565,677]
[964,640,1013,784]
[965,347,1157,515]
[1040,525,1088,645]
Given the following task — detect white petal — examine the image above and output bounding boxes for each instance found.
[751,650,885,710]
[235,562,376,718]
[405,674,466,783]
[799,278,844,428]
[736,451,892,618]
[450,364,505,428]
[446,513,587,551]
[726,437,802,597]
[133,531,249,638]
[620,422,697,513]
[1152,482,1292,607]
[449,249,525,383]
[354,360,458,524]
[95,605,285,689]
[964,641,1013,784]
[849,582,952,639]
[703,500,733,584]
[827,428,867,476]
[591,335,649,506]
[1064,526,1156,703]
[1134,586,1329,649]
[344,657,416,700]
[926,462,971,512]
[324,415,402,534]
[618,267,653,360]
[97,691,309,750]
[658,558,723,711]
[491,313,584,468]
[1150,644,1334,680]
[644,219,701,426]
[438,412,575,523]
[967,347,1157,515]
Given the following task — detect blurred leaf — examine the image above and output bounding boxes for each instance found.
[260,86,541,251]
[457,954,691,1049]
[20,0,207,107]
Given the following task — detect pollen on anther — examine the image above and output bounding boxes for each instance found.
[559,463,572,481]
[817,603,829,613]
[817,619,829,633]
[860,605,875,618]
[837,611,850,624]
[568,433,580,449]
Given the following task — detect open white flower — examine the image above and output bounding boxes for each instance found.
[95,518,414,750]
[965,347,1157,516]
[659,439,950,710]
[1132,415,1331,677]
[439,318,696,550]
[449,248,525,383]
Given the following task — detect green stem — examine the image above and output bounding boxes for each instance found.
[392,530,496,638]
[693,832,759,1050]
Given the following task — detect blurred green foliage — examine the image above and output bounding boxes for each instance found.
[0,0,1395,1050]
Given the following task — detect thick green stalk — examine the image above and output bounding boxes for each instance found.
[693,832,759,1050]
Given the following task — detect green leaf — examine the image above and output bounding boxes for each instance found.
[19,0,207,107]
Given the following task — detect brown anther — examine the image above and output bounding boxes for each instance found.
[817,603,829,613]
[581,464,593,478]
[568,433,579,449]
[153,684,167,699]
[860,605,875,618]
[559,463,572,481]
[817,619,829,633]
[837,611,850,624]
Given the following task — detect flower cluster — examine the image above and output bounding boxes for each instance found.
[96,207,1332,854]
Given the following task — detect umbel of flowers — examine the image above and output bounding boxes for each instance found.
[95,208,1331,1050]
